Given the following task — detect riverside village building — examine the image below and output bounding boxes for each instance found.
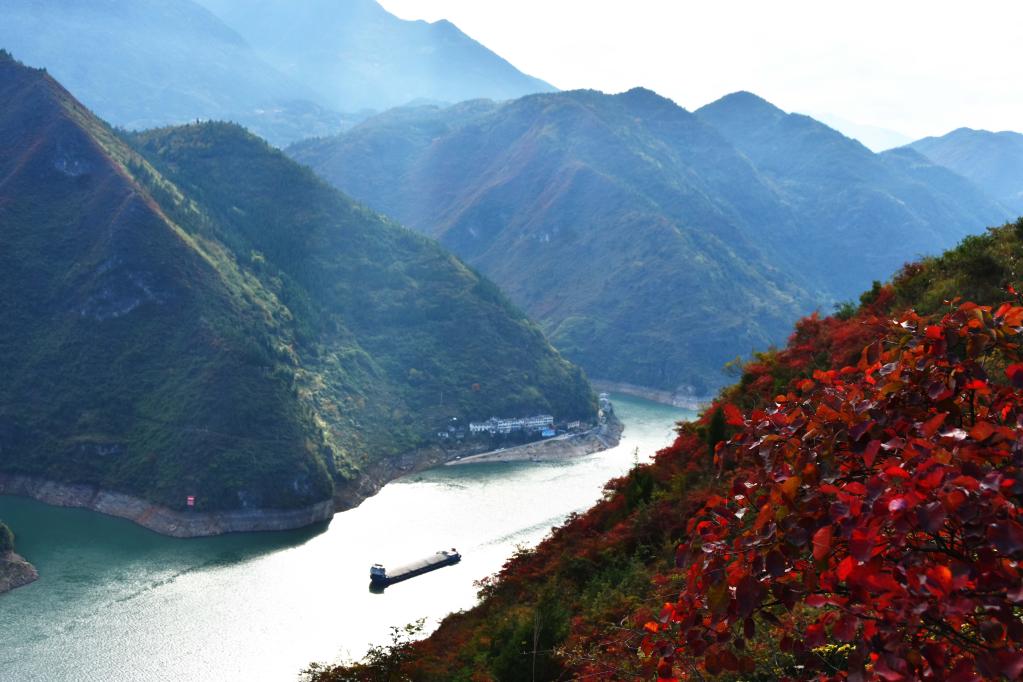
[469,414,554,435]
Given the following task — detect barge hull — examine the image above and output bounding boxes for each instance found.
[371,551,460,587]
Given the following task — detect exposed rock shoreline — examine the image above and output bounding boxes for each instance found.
[0,439,513,538]
[591,379,710,410]
[0,474,334,538]
[0,551,38,594]
[0,411,624,538]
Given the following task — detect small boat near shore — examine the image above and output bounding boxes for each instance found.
[370,549,461,590]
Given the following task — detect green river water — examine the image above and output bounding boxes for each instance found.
[0,395,691,681]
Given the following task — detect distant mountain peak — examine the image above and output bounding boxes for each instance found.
[619,87,680,108]
[196,0,557,111]
[290,84,1009,399]
[908,126,1023,213]
[704,90,784,115]
[621,86,660,97]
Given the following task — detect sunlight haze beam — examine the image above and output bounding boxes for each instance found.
[377,0,1023,139]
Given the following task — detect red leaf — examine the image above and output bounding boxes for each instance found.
[832,614,858,642]
[926,565,953,596]
[884,465,911,480]
[735,575,765,618]
[874,659,907,681]
[925,325,945,340]
[812,526,832,561]
[723,403,744,427]
[1007,363,1023,388]
[919,412,947,437]
[969,421,996,442]
[849,531,876,562]
[837,555,856,581]
[862,439,881,467]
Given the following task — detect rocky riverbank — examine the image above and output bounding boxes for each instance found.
[0,474,334,538]
[0,439,499,538]
[0,410,618,537]
[445,410,624,466]
[0,550,38,594]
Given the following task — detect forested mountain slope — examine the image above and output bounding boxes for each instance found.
[695,91,1010,295]
[0,53,593,529]
[909,127,1023,214]
[290,89,819,399]
[290,89,1010,399]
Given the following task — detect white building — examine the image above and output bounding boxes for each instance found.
[469,414,554,435]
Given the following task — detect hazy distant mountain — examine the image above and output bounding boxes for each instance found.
[0,0,352,145]
[908,128,1023,214]
[290,89,1008,398]
[0,52,593,524]
[815,113,912,152]
[195,0,557,111]
[695,91,1010,295]
[289,89,817,397]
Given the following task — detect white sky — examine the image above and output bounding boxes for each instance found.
[377,0,1023,140]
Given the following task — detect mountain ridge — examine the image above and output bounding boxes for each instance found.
[0,52,595,532]
[195,0,557,112]
[0,0,344,145]
[908,127,1023,214]
[289,87,1010,399]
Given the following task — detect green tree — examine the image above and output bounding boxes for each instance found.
[706,406,727,457]
[0,522,14,554]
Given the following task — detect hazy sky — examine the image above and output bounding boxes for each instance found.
[378,0,1023,140]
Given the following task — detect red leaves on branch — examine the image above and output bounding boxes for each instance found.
[722,403,745,427]
[645,301,1023,680]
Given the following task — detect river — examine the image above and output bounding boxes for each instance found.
[0,395,692,681]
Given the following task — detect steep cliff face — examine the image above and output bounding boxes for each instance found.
[0,53,596,532]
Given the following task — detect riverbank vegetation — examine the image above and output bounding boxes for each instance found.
[304,219,1023,680]
[0,519,37,595]
[0,521,14,554]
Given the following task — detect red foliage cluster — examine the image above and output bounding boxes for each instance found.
[645,301,1023,681]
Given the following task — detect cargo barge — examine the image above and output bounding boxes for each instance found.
[370,549,461,588]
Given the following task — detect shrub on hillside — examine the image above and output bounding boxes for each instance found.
[647,300,1023,680]
[0,522,14,554]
